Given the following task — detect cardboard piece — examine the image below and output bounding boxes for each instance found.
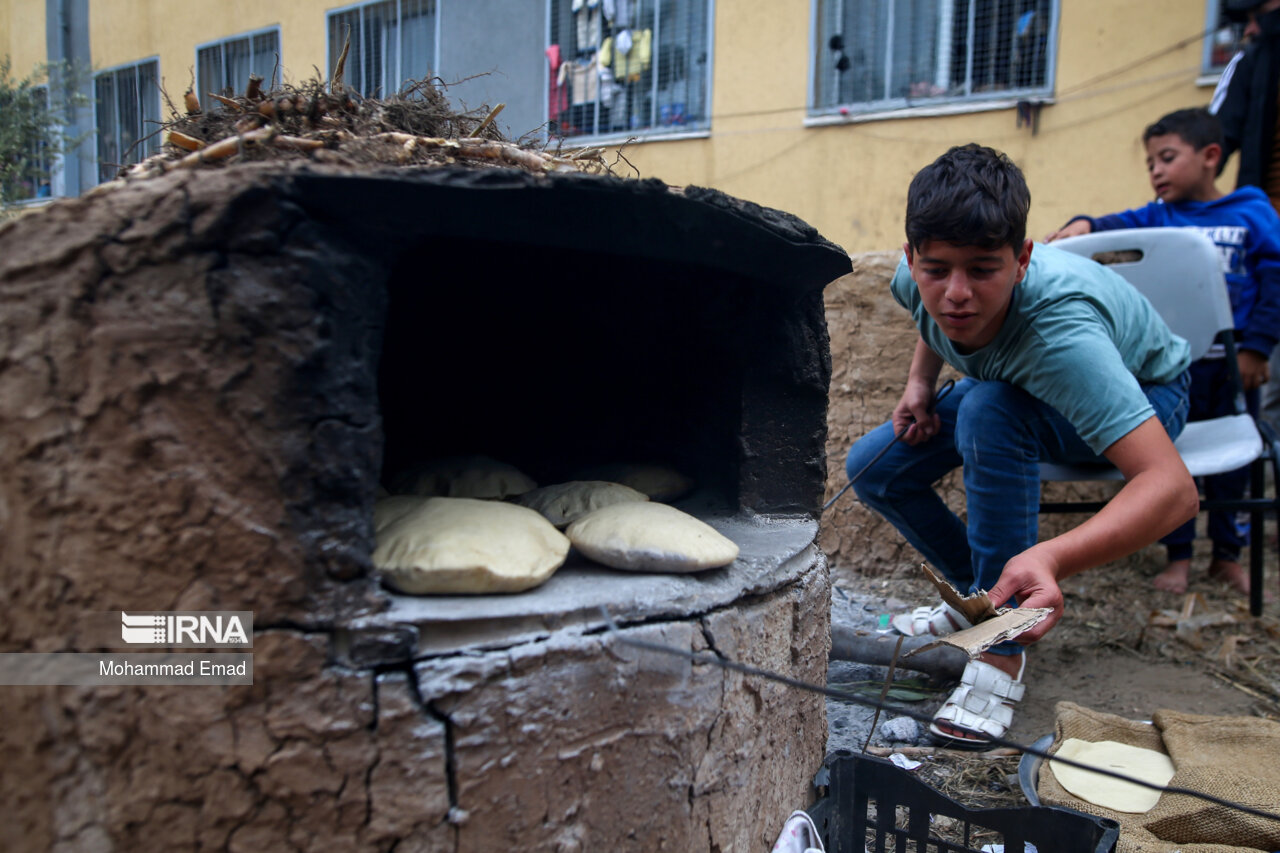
[903,564,1052,660]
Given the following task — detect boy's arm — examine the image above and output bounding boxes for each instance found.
[1044,210,1148,243]
[987,416,1199,641]
[894,339,946,445]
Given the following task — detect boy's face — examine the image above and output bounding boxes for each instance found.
[905,239,1033,353]
[1145,133,1219,203]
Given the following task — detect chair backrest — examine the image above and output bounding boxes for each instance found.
[1053,227,1233,361]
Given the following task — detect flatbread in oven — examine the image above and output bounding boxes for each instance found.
[517,480,649,528]
[565,501,738,572]
[374,497,570,594]
[391,455,537,500]
[1048,738,1175,813]
[569,463,694,502]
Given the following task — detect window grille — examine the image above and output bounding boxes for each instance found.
[547,0,712,139]
[4,86,54,202]
[813,0,1057,114]
[94,60,160,183]
[197,28,281,110]
[1204,0,1247,74]
[327,0,437,97]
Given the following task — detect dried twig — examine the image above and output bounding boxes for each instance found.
[208,92,244,112]
[469,103,505,137]
[332,27,351,92]
[166,131,205,151]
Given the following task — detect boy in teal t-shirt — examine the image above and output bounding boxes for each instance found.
[845,144,1198,747]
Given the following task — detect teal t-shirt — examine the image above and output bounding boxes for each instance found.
[890,242,1192,454]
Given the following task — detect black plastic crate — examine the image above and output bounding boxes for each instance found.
[810,751,1119,853]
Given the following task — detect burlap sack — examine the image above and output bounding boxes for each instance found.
[1036,701,1280,853]
[1142,710,1280,850]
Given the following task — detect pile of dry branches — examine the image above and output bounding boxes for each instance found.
[119,69,625,182]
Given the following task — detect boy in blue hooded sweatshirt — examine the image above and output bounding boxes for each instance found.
[1047,107,1280,595]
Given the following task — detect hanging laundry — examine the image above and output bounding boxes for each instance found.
[603,0,633,28]
[574,0,603,52]
[546,45,570,129]
[617,29,652,83]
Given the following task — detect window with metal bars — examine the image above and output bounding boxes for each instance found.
[327,0,437,98]
[812,0,1057,115]
[1204,0,1247,74]
[197,28,281,110]
[94,60,160,183]
[547,0,712,139]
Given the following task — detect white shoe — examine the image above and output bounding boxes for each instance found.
[928,655,1026,748]
[890,602,971,637]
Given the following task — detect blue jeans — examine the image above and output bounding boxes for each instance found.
[845,373,1190,652]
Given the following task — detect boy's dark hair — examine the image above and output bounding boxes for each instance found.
[905,143,1030,252]
[1143,107,1223,150]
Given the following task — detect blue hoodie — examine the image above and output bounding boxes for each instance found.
[1074,185,1280,357]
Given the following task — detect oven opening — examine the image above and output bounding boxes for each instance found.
[376,235,752,516]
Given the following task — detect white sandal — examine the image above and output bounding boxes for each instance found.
[928,655,1026,749]
[890,602,971,637]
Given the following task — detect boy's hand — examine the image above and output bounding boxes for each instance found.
[1043,219,1092,243]
[987,548,1064,644]
[1239,349,1271,391]
[891,380,941,445]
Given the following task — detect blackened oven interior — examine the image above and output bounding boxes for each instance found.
[376,236,757,511]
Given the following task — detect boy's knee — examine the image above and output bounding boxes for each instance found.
[953,382,1027,451]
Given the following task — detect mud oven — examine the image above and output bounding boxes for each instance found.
[0,163,851,851]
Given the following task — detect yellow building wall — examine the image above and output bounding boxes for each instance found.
[3,0,1243,254]
[3,0,47,80]
[88,0,329,94]
[624,0,1236,254]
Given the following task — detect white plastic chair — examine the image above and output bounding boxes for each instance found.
[1039,227,1280,615]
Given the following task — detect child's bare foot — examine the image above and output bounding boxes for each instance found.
[1154,559,1190,593]
[1208,558,1250,595]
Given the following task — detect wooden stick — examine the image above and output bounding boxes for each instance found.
[167,130,205,151]
[1208,669,1271,701]
[169,127,274,170]
[468,103,505,137]
[208,92,244,111]
[273,135,325,152]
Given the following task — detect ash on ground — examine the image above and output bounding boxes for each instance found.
[826,583,941,755]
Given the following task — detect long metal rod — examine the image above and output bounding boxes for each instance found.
[823,378,956,511]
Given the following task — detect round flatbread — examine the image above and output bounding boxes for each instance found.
[374,497,570,594]
[569,463,694,502]
[517,480,649,528]
[1048,738,1175,814]
[392,455,537,500]
[565,502,738,573]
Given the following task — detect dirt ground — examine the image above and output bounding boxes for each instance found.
[827,535,1280,809]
